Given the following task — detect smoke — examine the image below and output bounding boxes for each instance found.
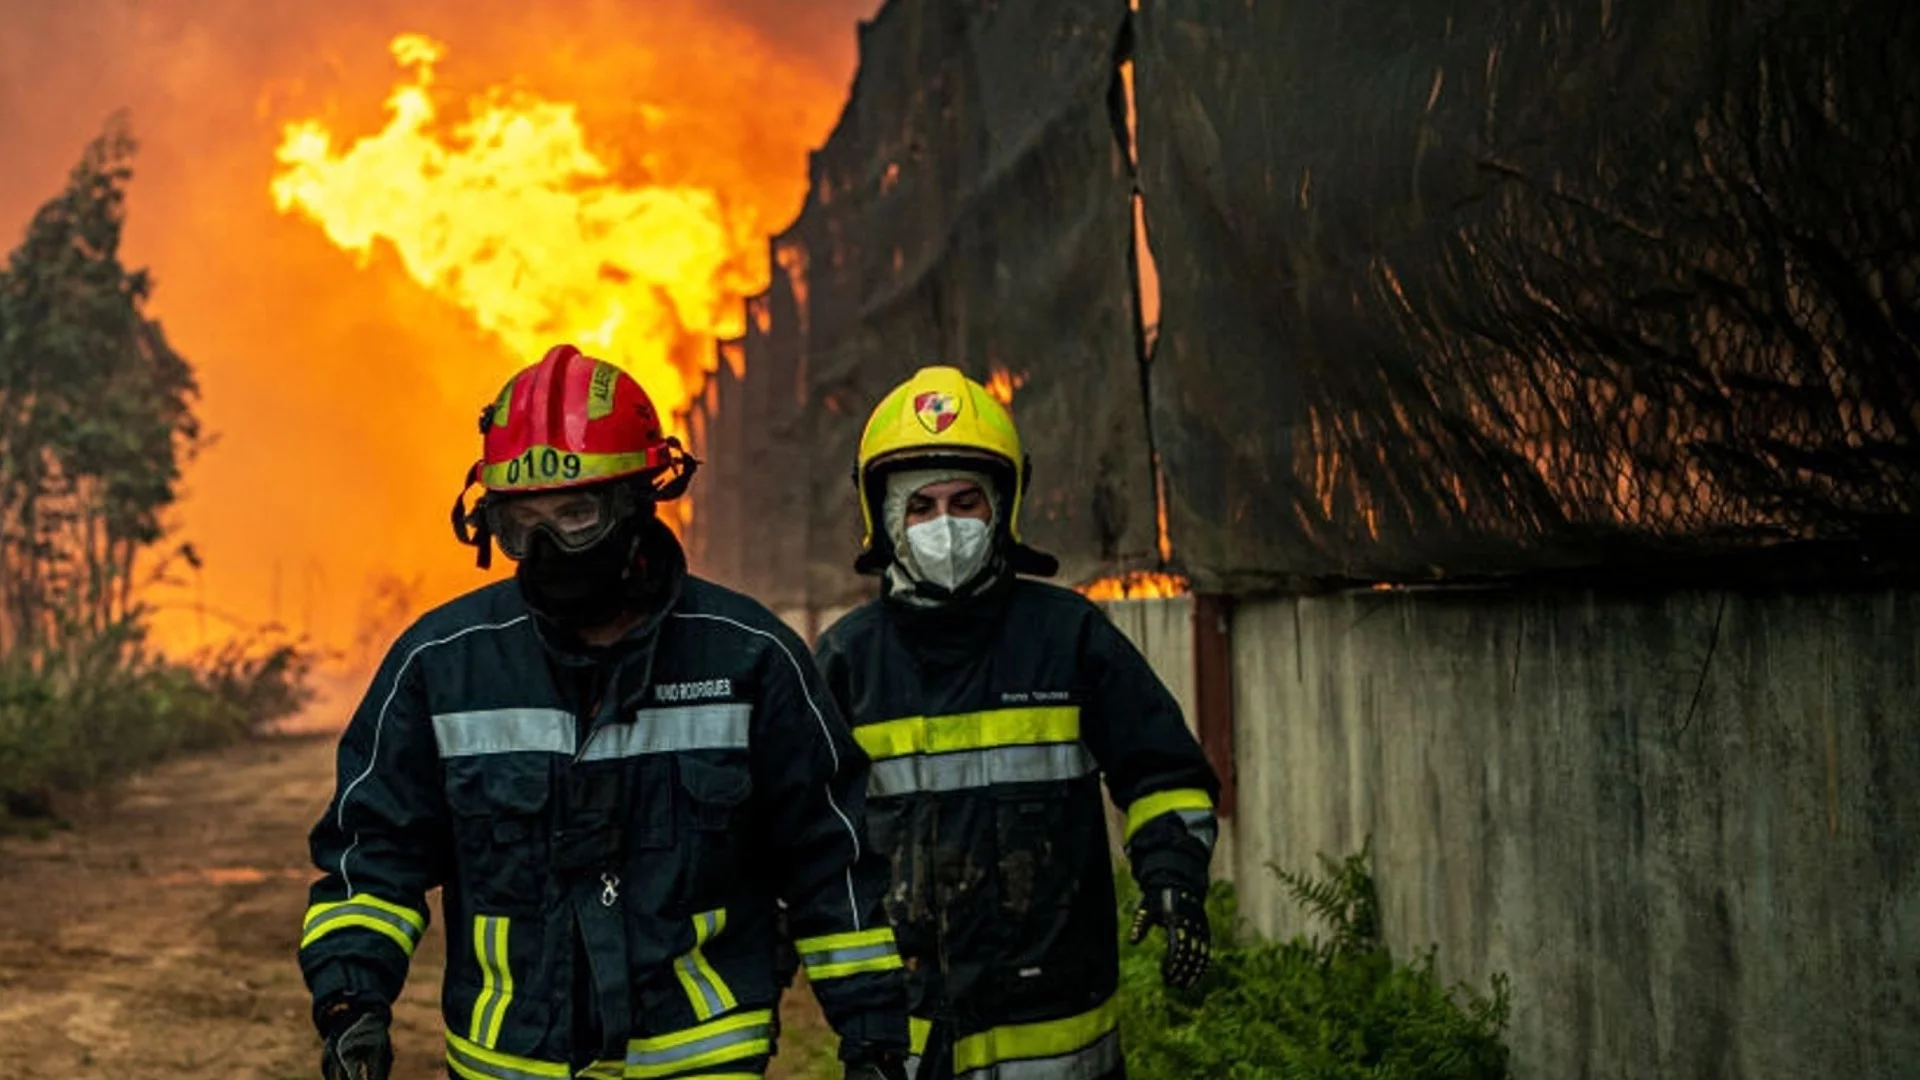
[0,0,879,664]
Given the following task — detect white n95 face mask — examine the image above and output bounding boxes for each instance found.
[904,514,993,591]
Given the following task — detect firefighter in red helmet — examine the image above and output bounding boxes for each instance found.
[301,345,910,1080]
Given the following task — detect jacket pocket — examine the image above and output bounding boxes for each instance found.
[992,786,1086,918]
[443,912,553,1059]
[445,759,553,914]
[989,785,1101,1017]
[672,755,754,912]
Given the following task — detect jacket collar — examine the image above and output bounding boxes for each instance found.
[881,565,1015,671]
[531,519,688,714]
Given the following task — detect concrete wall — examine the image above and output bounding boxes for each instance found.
[1100,596,1239,877]
[786,585,1919,1077]
[1225,587,1919,1080]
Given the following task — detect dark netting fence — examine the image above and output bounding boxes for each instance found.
[1137,0,1920,590]
[682,0,1919,607]
[686,0,1152,611]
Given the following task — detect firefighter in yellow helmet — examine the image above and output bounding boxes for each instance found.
[813,366,1221,1080]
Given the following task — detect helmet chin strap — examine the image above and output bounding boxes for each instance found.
[450,463,495,569]
[649,437,701,500]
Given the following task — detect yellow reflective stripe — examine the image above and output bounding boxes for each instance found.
[585,360,619,420]
[468,916,514,1048]
[303,893,427,933]
[952,997,1119,1074]
[479,447,654,491]
[468,917,491,1045]
[808,951,904,980]
[793,927,895,952]
[1125,787,1216,841]
[490,918,514,1048]
[854,706,1080,761]
[469,917,488,1042]
[696,908,727,945]
[673,909,738,1021]
[300,913,416,955]
[445,1030,569,1080]
[909,1016,933,1055]
[300,895,427,955]
[630,1007,769,1050]
[795,927,903,980]
[624,1008,773,1079]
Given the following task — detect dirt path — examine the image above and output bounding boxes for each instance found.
[0,734,834,1080]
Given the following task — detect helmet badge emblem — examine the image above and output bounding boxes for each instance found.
[913,390,961,435]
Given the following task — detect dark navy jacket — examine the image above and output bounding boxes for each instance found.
[815,578,1217,1079]
[300,534,907,1078]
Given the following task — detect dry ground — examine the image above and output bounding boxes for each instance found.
[0,734,835,1079]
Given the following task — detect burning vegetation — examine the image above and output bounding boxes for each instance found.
[0,1,867,662]
[268,32,763,463]
[983,365,1030,407]
[1079,571,1192,601]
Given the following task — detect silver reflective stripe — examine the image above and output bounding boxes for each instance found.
[962,1029,1123,1080]
[801,941,899,969]
[678,954,728,1018]
[304,902,422,945]
[869,743,1096,796]
[678,910,730,1019]
[581,703,751,760]
[434,709,574,758]
[1178,808,1220,851]
[444,1038,555,1080]
[625,1019,772,1070]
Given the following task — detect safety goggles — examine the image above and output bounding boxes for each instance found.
[482,482,647,561]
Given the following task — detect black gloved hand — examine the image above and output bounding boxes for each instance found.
[841,1044,910,1080]
[317,997,393,1080]
[1128,885,1212,990]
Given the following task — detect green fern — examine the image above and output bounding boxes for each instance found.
[1115,838,1511,1079]
[1271,838,1381,960]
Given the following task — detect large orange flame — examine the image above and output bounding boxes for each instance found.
[0,0,868,673]
[269,32,754,456]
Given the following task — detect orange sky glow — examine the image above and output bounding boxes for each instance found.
[0,0,876,694]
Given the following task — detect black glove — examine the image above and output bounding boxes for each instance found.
[1128,885,1212,990]
[316,997,393,1080]
[841,1044,910,1080]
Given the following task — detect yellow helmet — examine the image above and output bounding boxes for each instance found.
[852,365,1057,577]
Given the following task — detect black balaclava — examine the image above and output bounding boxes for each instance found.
[515,500,656,630]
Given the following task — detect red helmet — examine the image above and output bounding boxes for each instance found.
[452,344,696,566]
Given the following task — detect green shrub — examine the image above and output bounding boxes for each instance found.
[1117,841,1512,1079]
[0,625,314,821]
